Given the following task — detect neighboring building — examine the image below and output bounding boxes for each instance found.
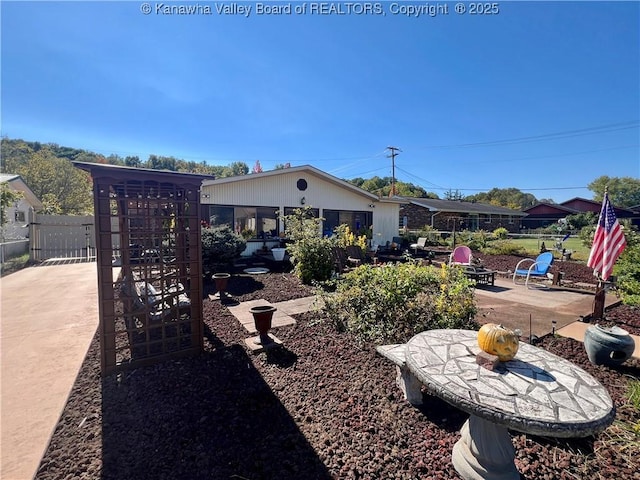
[200,165,403,255]
[520,202,577,230]
[0,174,43,240]
[522,197,639,229]
[399,198,527,233]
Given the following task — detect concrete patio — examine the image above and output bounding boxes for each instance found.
[473,276,621,339]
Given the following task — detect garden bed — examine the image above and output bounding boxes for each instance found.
[35,259,639,480]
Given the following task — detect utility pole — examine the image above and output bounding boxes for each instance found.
[386,146,401,197]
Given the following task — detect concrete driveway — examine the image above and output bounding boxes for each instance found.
[1,260,99,480]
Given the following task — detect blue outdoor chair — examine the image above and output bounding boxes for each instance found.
[512,251,554,288]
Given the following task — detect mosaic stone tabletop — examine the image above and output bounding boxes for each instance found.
[405,329,615,437]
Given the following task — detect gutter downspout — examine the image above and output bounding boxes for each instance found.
[431,211,441,228]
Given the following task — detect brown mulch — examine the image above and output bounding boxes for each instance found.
[478,253,599,284]
[35,256,640,480]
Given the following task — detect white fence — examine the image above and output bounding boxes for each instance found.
[0,240,30,263]
[30,214,96,261]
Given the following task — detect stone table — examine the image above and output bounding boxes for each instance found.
[404,329,615,480]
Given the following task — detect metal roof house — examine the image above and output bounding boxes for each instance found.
[200,165,403,254]
[399,197,527,233]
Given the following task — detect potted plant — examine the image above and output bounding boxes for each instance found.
[249,305,277,344]
[212,272,231,299]
[271,247,286,262]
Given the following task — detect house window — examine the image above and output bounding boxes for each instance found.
[208,206,278,238]
[234,207,257,236]
[508,215,514,224]
[322,209,372,237]
[208,206,234,227]
[480,213,491,224]
[14,211,25,223]
[468,214,479,231]
[256,207,278,238]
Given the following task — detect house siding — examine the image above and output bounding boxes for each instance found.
[202,171,373,211]
[201,169,401,245]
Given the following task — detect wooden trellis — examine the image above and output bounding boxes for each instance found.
[74,162,212,376]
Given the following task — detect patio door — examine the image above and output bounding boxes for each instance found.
[469,214,479,231]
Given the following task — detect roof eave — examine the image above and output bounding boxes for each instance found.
[202,164,381,201]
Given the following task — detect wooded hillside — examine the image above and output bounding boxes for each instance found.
[7,137,630,216]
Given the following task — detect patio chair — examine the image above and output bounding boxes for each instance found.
[331,247,352,273]
[512,251,554,288]
[123,272,191,324]
[410,237,428,255]
[449,245,473,266]
[346,245,367,267]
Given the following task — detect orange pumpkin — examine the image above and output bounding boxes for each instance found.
[478,323,520,362]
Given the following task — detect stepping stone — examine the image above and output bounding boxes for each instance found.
[226,299,296,333]
[244,334,283,354]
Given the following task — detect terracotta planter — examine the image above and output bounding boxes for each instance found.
[212,273,230,295]
[584,325,635,366]
[249,305,277,344]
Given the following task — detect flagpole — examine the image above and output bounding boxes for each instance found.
[592,186,606,320]
[593,282,606,320]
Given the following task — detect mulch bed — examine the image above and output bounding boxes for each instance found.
[35,255,640,480]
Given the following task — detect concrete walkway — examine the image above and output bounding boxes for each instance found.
[1,260,99,480]
[1,263,636,480]
[557,321,640,358]
[225,296,321,333]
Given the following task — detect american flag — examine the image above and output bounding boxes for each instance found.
[587,192,627,281]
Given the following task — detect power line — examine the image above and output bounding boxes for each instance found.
[394,165,445,190]
[410,120,639,151]
[467,144,639,165]
[453,186,589,192]
[391,164,589,194]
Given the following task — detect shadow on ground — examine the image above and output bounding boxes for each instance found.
[99,341,330,480]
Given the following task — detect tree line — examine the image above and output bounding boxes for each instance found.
[1,137,638,215]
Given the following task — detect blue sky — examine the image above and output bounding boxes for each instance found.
[2,1,638,203]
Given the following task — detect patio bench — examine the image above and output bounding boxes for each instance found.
[376,344,424,405]
[122,271,191,326]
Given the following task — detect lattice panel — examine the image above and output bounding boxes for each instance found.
[74,163,209,377]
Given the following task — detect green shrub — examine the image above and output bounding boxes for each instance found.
[615,229,640,306]
[0,253,32,277]
[290,236,334,284]
[283,207,334,284]
[566,212,598,231]
[319,262,478,344]
[481,240,527,256]
[579,224,596,248]
[458,230,491,251]
[493,227,509,240]
[413,226,445,246]
[201,225,246,270]
[628,380,640,411]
